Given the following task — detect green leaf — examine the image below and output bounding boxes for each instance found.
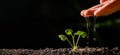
[74,31,84,35]
[58,34,67,41]
[74,31,87,38]
[81,32,87,38]
[65,29,73,35]
[74,31,80,35]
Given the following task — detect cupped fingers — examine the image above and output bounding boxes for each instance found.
[80,3,104,17]
[94,0,120,16]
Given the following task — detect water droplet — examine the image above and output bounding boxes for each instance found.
[93,16,97,32]
[86,42,89,45]
[85,17,90,46]
[93,38,96,41]
[84,16,99,47]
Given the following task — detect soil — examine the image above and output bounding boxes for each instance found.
[0,47,120,55]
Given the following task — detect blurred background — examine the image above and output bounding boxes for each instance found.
[0,0,120,48]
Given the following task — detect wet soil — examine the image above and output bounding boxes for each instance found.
[0,47,120,55]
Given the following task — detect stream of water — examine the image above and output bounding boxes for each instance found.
[85,16,97,47]
[85,17,90,46]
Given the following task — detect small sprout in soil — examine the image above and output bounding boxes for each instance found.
[58,29,87,52]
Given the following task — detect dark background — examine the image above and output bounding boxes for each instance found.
[0,0,120,48]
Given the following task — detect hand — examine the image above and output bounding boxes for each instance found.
[80,0,120,17]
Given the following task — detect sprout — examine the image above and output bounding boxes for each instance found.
[58,29,87,52]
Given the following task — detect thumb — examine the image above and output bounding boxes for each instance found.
[100,0,107,3]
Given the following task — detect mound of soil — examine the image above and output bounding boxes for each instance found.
[0,47,120,55]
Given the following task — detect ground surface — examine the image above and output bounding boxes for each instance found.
[0,47,120,55]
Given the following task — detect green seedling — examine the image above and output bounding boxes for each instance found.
[58,29,87,51]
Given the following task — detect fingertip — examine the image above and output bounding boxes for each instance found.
[94,11,99,16]
[80,10,86,16]
[84,10,89,17]
[84,10,94,17]
[94,9,106,16]
[94,7,104,16]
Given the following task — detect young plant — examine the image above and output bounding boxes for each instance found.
[58,29,87,51]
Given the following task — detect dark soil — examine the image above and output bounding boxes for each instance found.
[0,47,120,55]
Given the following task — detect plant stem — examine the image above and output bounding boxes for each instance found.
[66,37,73,48]
[75,35,80,46]
[71,34,75,47]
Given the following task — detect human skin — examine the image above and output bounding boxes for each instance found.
[80,0,120,17]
